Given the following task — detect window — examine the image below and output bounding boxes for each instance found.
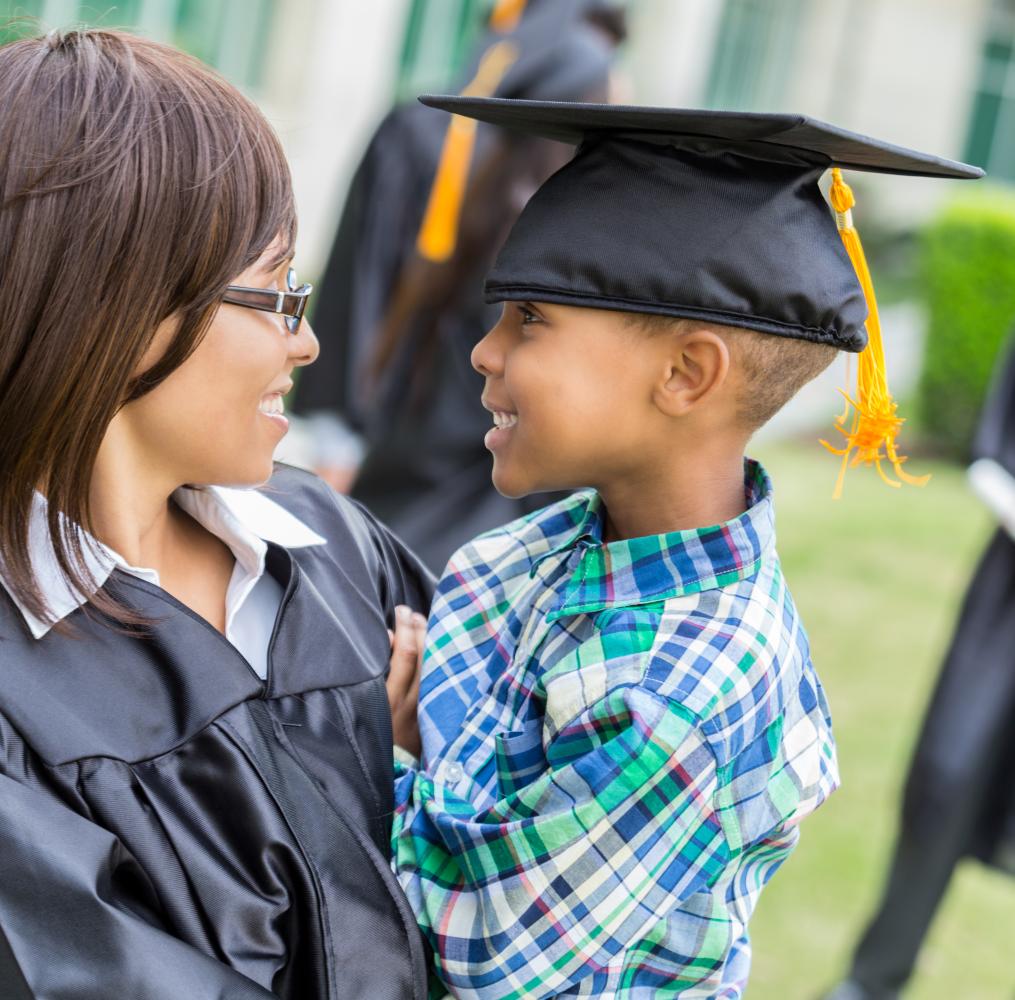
[0,0,275,91]
[704,0,805,111]
[1,1,46,45]
[966,0,1015,180]
[396,0,490,101]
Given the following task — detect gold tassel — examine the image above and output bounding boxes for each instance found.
[819,167,930,498]
[489,0,528,33]
[415,40,519,262]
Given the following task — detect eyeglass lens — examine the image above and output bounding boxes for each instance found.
[285,267,299,333]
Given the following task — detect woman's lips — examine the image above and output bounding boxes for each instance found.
[258,392,289,432]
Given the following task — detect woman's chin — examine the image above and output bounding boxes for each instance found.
[194,454,276,489]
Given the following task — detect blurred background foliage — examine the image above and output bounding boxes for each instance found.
[918,189,1015,458]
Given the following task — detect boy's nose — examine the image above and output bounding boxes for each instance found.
[471,317,506,378]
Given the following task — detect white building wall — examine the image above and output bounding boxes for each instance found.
[624,0,724,105]
[259,0,411,276]
[784,0,992,224]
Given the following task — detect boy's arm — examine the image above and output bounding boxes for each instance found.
[391,684,729,999]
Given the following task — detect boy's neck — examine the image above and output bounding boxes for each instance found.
[598,449,749,544]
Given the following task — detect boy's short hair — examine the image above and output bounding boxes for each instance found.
[629,313,839,431]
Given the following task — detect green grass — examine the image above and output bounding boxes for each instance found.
[744,440,1014,999]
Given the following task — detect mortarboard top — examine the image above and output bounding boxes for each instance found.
[419,97,982,179]
[419,95,984,495]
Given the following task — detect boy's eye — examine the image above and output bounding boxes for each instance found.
[518,305,541,326]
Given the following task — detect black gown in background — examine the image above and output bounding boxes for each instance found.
[830,337,1015,999]
[0,465,433,1000]
[295,3,615,573]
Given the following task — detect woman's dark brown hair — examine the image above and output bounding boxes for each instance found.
[0,27,297,633]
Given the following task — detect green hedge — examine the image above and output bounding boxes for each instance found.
[918,187,1015,458]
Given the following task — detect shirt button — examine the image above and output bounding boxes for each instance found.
[444,761,464,783]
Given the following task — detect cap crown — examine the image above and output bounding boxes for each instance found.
[420,96,983,349]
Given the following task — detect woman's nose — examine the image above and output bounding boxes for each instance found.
[291,317,319,367]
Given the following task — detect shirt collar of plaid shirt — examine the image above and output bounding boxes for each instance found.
[536,458,775,621]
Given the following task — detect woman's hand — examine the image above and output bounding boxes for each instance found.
[386,605,426,759]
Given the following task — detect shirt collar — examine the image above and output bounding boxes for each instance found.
[545,459,775,620]
[2,484,326,640]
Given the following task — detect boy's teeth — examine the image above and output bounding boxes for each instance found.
[493,411,517,429]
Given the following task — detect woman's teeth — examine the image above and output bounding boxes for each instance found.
[259,394,285,416]
[493,411,517,429]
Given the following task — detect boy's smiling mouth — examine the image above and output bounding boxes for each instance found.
[482,398,518,451]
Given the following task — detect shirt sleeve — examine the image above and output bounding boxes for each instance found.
[391,685,729,999]
[0,770,276,999]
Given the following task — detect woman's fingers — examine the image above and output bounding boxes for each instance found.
[387,605,417,697]
[407,612,426,703]
[386,605,425,758]
[412,612,426,667]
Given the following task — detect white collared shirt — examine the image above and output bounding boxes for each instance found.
[1,485,327,680]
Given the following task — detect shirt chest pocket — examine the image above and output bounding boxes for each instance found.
[493,717,547,799]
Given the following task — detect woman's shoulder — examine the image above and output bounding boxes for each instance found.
[258,462,380,549]
[259,462,433,594]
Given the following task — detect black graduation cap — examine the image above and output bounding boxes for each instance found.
[418,95,984,495]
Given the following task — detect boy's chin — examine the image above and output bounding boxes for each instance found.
[491,473,533,500]
[491,461,542,500]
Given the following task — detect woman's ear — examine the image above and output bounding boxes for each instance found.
[652,326,731,418]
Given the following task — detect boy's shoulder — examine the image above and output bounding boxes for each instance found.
[542,557,816,761]
[647,570,818,757]
[540,571,837,840]
[441,488,598,586]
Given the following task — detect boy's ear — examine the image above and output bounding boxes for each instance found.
[652,326,732,418]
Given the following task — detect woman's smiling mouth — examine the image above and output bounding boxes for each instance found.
[258,390,289,431]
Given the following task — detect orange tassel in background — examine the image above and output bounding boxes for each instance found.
[415,39,519,263]
[488,0,528,33]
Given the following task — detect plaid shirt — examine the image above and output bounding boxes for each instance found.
[392,460,839,999]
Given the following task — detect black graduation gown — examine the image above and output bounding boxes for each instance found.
[296,101,447,430]
[0,464,433,1000]
[841,338,1015,995]
[905,331,1015,875]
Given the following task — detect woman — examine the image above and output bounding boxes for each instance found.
[0,28,430,999]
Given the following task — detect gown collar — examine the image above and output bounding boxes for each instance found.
[1,483,327,639]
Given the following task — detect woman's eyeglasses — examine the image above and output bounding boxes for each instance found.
[222,267,312,335]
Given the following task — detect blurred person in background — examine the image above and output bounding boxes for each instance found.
[823,335,1015,1000]
[294,0,625,572]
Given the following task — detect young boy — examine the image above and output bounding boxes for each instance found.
[387,99,981,999]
